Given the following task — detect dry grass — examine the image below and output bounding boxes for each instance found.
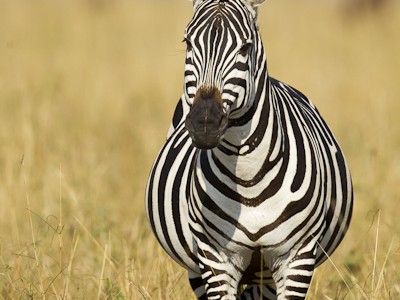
[0,0,399,299]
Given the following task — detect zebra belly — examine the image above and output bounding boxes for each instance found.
[145,129,201,273]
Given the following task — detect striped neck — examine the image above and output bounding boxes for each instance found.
[216,44,277,153]
[207,54,285,182]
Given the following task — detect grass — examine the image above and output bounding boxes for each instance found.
[0,0,399,298]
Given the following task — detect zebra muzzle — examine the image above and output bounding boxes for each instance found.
[185,87,228,149]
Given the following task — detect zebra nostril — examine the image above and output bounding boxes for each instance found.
[220,115,228,130]
[185,115,195,132]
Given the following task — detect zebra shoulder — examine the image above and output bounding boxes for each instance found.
[270,77,317,110]
[270,77,320,117]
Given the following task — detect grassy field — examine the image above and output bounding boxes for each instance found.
[0,0,399,299]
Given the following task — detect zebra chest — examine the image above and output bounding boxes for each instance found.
[188,167,320,250]
[187,148,323,253]
[189,190,285,246]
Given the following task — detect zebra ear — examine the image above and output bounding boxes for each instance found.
[245,0,266,7]
[242,0,265,18]
[191,0,203,9]
[190,0,265,12]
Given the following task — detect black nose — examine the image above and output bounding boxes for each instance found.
[185,87,228,149]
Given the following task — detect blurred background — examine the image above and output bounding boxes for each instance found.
[0,0,399,298]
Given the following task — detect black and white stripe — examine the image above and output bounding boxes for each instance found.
[146,0,353,299]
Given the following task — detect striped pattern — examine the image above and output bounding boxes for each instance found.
[146,0,353,299]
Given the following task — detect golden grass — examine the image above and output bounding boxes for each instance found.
[0,0,399,298]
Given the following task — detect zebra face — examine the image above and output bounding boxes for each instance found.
[184,0,259,149]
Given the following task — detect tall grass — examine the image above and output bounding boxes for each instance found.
[0,0,399,298]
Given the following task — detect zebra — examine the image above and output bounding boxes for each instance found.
[145,0,353,299]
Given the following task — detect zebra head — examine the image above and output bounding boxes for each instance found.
[184,0,265,149]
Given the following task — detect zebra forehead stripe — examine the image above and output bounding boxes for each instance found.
[186,1,252,41]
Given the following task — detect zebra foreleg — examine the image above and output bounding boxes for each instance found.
[196,245,245,299]
[189,271,278,300]
[270,244,317,299]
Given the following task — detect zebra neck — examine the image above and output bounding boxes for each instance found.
[212,76,286,182]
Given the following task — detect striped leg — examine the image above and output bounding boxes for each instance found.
[271,244,317,299]
[196,245,243,299]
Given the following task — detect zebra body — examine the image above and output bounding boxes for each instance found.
[146,0,353,299]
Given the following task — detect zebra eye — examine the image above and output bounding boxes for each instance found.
[239,42,252,56]
[183,38,193,52]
